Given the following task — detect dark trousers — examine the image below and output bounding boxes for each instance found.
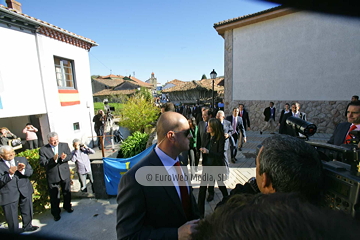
[230,133,238,159]
[48,178,72,217]
[2,194,33,232]
[27,139,38,149]
[198,184,228,218]
[94,126,104,148]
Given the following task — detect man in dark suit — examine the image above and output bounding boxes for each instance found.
[39,132,73,221]
[0,145,38,233]
[226,108,246,163]
[196,107,215,201]
[328,100,360,146]
[260,102,276,134]
[116,112,200,240]
[238,104,250,150]
[216,110,233,167]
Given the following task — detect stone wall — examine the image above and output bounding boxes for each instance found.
[225,100,349,134]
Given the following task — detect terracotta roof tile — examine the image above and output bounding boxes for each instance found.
[93,89,137,96]
[162,78,224,93]
[166,79,185,86]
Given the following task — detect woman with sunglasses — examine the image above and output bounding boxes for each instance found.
[198,118,228,218]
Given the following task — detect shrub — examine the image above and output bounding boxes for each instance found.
[17,148,49,213]
[117,131,149,158]
[120,95,159,133]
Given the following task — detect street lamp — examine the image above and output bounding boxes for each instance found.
[210,69,217,108]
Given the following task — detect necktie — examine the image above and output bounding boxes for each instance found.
[344,125,357,144]
[240,111,243,117]
[173,161,191,220]
[233,117,237,132]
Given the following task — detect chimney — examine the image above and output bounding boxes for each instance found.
[6,0,22,13]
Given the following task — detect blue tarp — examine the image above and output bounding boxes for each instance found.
[103,144,156,195]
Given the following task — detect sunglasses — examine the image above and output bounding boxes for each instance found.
[173,129,192,137]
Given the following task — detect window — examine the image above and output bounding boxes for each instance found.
[73,122,80,131]
[54,56,75,88]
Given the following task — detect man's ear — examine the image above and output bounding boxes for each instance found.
[262,172,276,194]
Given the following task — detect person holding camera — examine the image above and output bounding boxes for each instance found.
[22,123,38,149]
[0,127,17,147]
[93,110,105,150]
[71,139,95,193]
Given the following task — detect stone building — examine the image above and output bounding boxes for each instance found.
[214,6,360,133]
[162,78,224,105]
[92,74,153,102]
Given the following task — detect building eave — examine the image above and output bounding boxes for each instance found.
[0,5,98,48]
[214,6,298,37]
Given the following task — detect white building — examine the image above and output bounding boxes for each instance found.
[0,1,98,146]
[214,6,360,133]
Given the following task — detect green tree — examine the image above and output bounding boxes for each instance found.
[201,74,207,79]
[135,87,152,102]
[120,94,159,133]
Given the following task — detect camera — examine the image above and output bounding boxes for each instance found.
[286,117,360,219]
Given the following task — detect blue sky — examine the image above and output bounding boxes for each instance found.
[17,0,278,83]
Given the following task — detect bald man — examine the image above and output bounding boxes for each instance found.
[116,112,200,240]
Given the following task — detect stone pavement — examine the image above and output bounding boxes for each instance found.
[2,131,332,239]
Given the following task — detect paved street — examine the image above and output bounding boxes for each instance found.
[1,131,332,239]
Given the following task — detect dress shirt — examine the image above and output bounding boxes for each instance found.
[2,159,25,178]
[155,146,189,199]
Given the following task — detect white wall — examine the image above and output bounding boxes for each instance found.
[0,24,46,117]
[37,35,95,146]
[0,22,95,147]
[232,11,360,101]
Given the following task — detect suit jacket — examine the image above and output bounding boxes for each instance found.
[196,121,210,149]
[279,110,292,134]
[299,112,307,121]
[264,107,276,121]
[202,135,225,166]
[221,119,233,151]
[39,142,71,183]
[328,122,352,146]
[116,150,199,240]
[238,109,250,129]
[225,115,246,139]
[0,157,33,206]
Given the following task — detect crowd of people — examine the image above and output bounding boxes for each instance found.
[1,95,359,237]
[116,96,360,240]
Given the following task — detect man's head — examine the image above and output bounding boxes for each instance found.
[202,107,212,122]
[160,102,175,113]
[232,107,239,117]
[156,112,191,159]
[73,138,82,150]
[351,95,359,102]
[269,102,274,108]
[284,103,290,110]
[347,101,360,124]
[0,145,15,161]
[193,193,360,240]
[291,103,297,113]
[255,134,323,202]
[216,110,225,122]
[47,132,59,147]
[238,104,244,111]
